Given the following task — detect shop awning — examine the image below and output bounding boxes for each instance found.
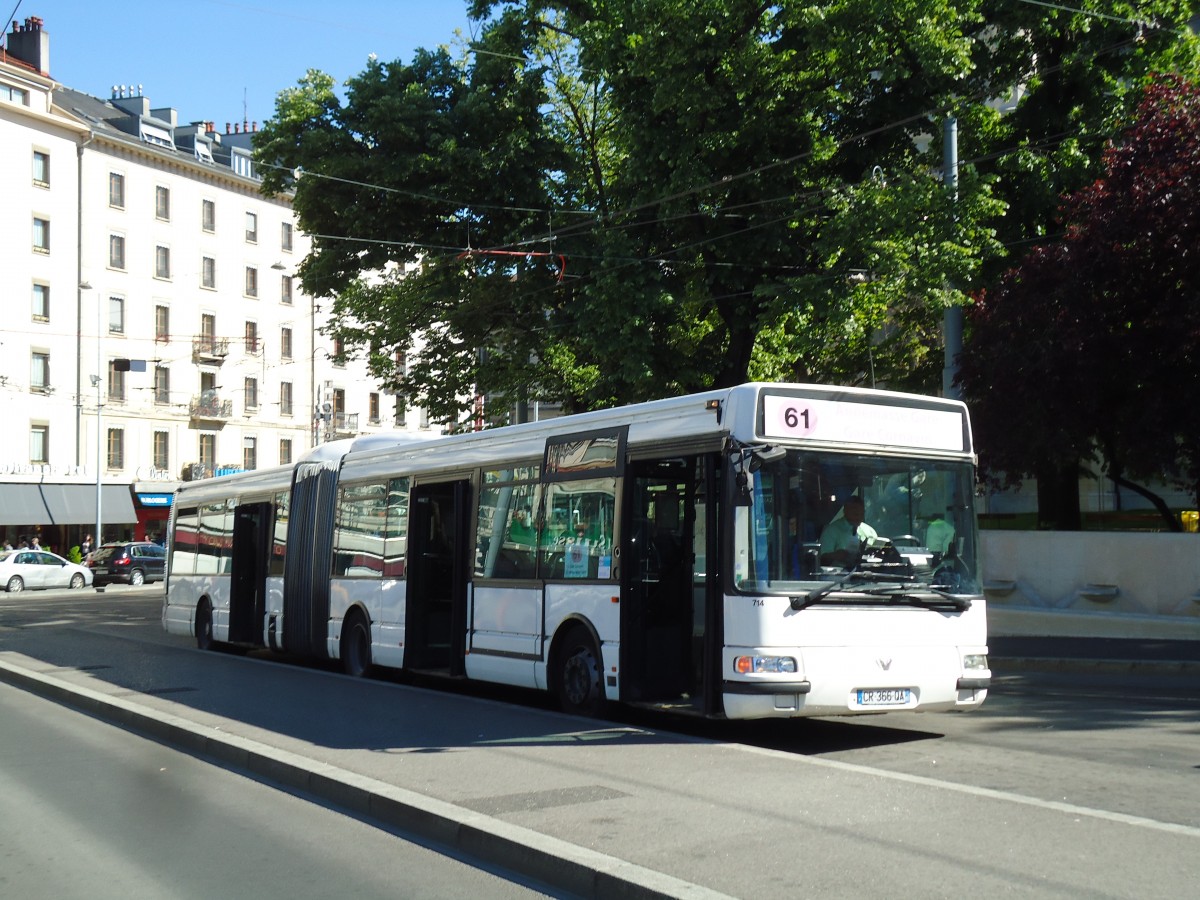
[0,484,138,526]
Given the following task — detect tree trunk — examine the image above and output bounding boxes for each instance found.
[1035,460,1082,530]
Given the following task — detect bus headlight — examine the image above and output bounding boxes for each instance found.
[962,654,988,670]
[734,655,798,675]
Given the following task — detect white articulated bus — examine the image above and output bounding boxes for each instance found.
[163,383,989,719]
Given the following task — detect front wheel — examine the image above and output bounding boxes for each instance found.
[553,626,606,717]
[340,610,372,678]
[6,576,24,593]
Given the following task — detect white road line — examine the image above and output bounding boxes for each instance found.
[731,742,1200,838]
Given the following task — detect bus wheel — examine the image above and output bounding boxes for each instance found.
[341,610,372,678]
[555,626,605,717]
[195,600,214,651]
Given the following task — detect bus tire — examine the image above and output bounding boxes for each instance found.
[341,609,372,678]
[554,625,605,717]
[195,600,214,651]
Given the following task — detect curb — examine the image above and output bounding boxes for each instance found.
[0,657,729,900]
[992,657,1200,677]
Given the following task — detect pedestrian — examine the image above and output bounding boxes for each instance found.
[81,533,93,559]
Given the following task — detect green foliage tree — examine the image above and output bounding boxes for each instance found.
[257,1,1197,426]
[960,75,1200,528]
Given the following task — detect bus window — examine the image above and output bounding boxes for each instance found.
[171,506,200,576]
[334,482,386,577]
[269,491,288,577]
[539,478,615,580]
[383,477,409,578]
[477,481,540,580]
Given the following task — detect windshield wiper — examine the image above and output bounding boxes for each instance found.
[791,569,915,611]
[856,582,973,611]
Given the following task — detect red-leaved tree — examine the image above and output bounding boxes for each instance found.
[961,74,1200,529]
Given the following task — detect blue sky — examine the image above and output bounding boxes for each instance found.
[7,0,480,127]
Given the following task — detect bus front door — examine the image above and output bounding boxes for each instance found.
[621,456,716,712]
[404,480,470,675]
[228,502,271,645]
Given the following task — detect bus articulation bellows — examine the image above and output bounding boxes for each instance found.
[163,383,989,719]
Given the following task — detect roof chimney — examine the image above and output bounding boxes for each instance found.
[6,17,50,75]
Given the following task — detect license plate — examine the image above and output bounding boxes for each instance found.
[857,688,911,706]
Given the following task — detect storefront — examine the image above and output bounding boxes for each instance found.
[131,482,180,543]
[0,481,138,556]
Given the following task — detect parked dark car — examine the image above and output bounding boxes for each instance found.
[89,541,167,587]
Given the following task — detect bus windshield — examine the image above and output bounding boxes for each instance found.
[733,450,979,596]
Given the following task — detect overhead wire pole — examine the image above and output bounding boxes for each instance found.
[942,116,963,400]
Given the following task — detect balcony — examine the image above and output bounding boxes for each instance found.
[189,391,233,422]
[192,336,230,364]
[329,412,359,438]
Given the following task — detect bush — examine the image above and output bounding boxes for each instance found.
[67,545,82,564]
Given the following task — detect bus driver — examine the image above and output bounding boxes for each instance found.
[819,495,877,568]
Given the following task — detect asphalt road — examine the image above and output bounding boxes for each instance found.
[1,587,1197,898]
[0,680,556,899]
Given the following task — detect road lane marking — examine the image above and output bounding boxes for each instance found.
[730,742,1200,838]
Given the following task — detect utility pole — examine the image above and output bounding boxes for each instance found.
[942,116,963,400]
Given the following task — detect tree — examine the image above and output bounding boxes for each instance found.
[257,1,1197,426]
[960,75,1200,528]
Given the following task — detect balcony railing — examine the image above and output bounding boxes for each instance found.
[189,391,233,421]
[192,336,230,363]
[332,412,359,435]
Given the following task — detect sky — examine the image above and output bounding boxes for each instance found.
[5,0,481,128]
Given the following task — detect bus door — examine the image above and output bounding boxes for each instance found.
[228,501,271,645]
[405,479,470,675]
[621,456,717,712]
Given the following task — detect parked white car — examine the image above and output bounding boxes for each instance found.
[0,550,94,592]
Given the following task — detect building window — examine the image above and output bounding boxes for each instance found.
[33,217,49,253]
[32,283,49,321]
[245,211,258,243]
[107,361,126,402]
[154,365,170,404]
[280,274,293,305]
[32,150,49,187]
[155,245,171,279]
[107,428,124,470]
[280,327,293,359]
[202,198,215,232]
[109,172,125,208]
[155,185,171,221]
[395,396,407,427]
[244,377,258,411]
[108,234,126,270]
[202,256,216,289]
[332,337,346,367]
[109,295,125,335]
[281,221,293,251]
[2,84,30,104]
[279,438,292,466]
[244,266,258,297]
[155,305,170,343]
[198,433,216,467]
[244,321,259,354]
[201,312,216,341]
[30,424,49,464]
[280,381,293,416]
[369,392,380,424]
[243,436,258,471]
[153,431,169,470]
[30,351,50,393]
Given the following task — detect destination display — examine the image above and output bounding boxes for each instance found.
[760,393,966,453]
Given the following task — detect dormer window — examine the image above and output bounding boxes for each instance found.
[140,122,174,149]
